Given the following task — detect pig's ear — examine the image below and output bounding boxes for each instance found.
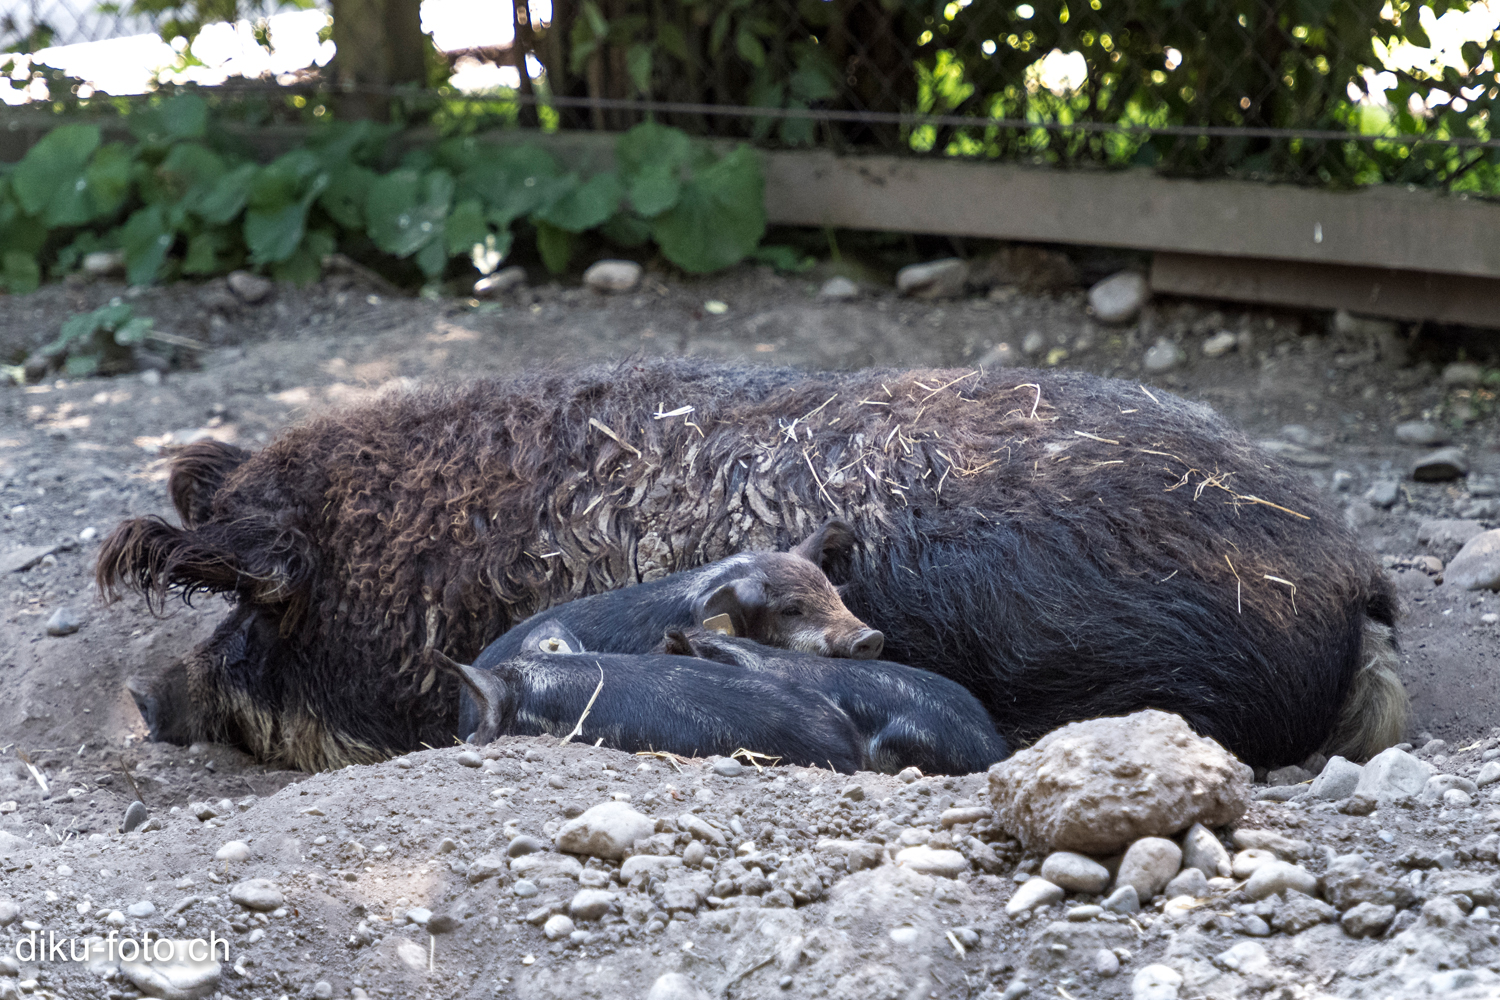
[429,649,505,725]
[791,519,858,578]
[659,629,696,656]
[698,578,761,637]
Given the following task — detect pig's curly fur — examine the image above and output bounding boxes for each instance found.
[98,359,1403,771]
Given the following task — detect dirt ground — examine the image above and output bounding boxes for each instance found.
[0,255,1498,1000]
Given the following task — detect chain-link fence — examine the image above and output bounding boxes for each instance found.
[1,0,1497,192]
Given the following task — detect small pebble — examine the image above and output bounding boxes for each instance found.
[45,606,83,636]
[512,880,539,898]
[126,901,155,918]
[543,913,576,940]
[215,841,251,863]
[456,750,483,767]
[712,758,745,777]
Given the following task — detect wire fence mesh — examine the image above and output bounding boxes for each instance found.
[0,0,1497,192]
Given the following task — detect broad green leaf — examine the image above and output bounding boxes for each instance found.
[710,10,731,53]
[193,163,257,225]
[366,168,454,258]
[248,150,323,211]
[85,143,134,218]
[13,124,101,221]
[582,0,608,37]
[651,145,765,273]
[182,227,237,274]
[658,23,689,60]
[461,146,563,227]
[63,353,99,377]
[114,315,153,346]
[735,26,765,67]
[320,164,375,230]
[534,172,621,232]
[616,121,696,180]
[415,237,449,279]
[121,204,174,286]
[245,201,310,265]
[445,198,488,256]
[535,221,573,274]
[271,229,335,286]
[3,250,39,293]
[601,212,652,247]
[626,162,680,217]
[129,93,208,145]
[626,43,653,93]
[160,143,226,192]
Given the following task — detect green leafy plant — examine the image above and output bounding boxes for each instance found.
[33,299,155,377]
[0,95,769,298]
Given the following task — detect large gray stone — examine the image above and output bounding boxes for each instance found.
[1180,823,1231,878]
[1006,877,1065,915]
[896,258,968,298]
[1446,529,1500,591]
[119,938,222,1000]
[227,879,282,912]
[1395,421,1449,447]
[1040,851,1111,893]
[989,709,1252,855]
[1416,519,1486,561]
[1412,447,1469,482]
[1115,837,1182,901]
[1308,755,1363,801]
[554,802,654,860]
[1354,747,1434,802]
[1089,271,1149,324]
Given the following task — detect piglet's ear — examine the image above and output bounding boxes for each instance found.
[790,519,857,573]
[699,578,761,638]
[428,649,505,725]
[659,630,696,656]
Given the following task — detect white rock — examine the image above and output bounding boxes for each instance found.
[1102,884,1140,914]
[542,913,575,940]
[0,899,17,926]
[1477,761,1500,787]
[1243,861,1318,901]
[1231,848,1277,880]
[1095,948,1121,977]
[1215,941,1269,974]
[554,802,655,860]
[896,258,968,298]
[894,846,968,878]
[1143,338,1183,374]
[45,606,83,636]
[568,889,616,921]
[646,973,713,1000]
[1089,271,1149,324]
[711,757,745,777]
[465,854,506,883]
[1446,530,1500,592]
[82,250,126,276]
[473,265,526,297]
[1116,837,1182,900]
[119,938,221,1000]
[1354,747,1434,802]
[395,939,426,971]
[989,709,1252,855]
[227,270,274,304]
[214,841,250,863]
[1006,877,1065,915]
[1445,788,1475,808]
[404,906,432,925]
[1201,331,1237,358]
[620,855,683,881]
[1040,851,1111,893]
[678,813,727,846]
[228,879,282,912]
[1421,774,1478,804]
[583,260,642,293]
[126,901,155,918]
[1180,823,1231,878]
[818,276,859,299]
[1163,866,1208,899]
[1443,361,1484,387]
[1308,755,1363,800]
[1132,964,1183,1000]
[509,853,583,881]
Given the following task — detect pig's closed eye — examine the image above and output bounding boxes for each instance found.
[781,606,802,617]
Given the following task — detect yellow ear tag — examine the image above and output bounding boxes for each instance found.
[702,614,735,636]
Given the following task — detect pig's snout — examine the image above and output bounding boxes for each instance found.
[849,629,884,660]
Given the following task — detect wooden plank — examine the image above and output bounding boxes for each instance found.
[1151,252,1500,329]
[757,149,1500,280]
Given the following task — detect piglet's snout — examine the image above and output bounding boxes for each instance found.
[849,628,884,659]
